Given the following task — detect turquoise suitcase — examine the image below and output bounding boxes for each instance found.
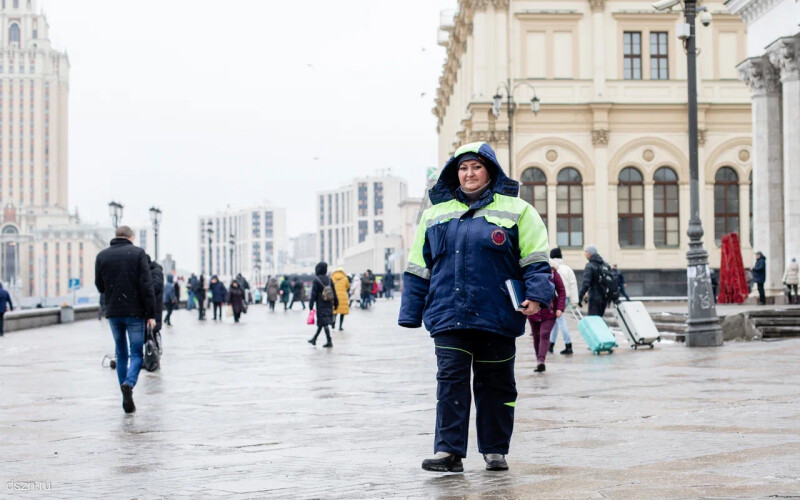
[572,308,617,354]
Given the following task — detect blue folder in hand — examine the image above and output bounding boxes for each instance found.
[505,279,525,312]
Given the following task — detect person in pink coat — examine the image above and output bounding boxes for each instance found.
[527,268,566,373]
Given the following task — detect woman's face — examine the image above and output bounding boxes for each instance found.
[458,159,489,191]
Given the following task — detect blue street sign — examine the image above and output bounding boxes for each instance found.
[68,278,81,290]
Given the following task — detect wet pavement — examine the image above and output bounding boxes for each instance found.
[1,300,799,499]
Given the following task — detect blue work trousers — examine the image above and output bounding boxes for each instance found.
[433,330,517,457]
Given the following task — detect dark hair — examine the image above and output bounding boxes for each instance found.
[549,247,563,259]
[116,225,134,238]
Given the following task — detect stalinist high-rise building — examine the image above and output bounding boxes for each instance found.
[0,0,109,304]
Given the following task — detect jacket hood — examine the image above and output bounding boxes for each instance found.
[588,254,605,265]
[429,142,519,205]
[315,262,328,275]
[332,269,346,279]
[166,275,173,283]
[550,258,563,269]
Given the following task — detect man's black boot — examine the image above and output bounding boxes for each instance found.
[535,363,546,373]
[121,384,135,414]
[421,453,463,473]
[484,454,509,471]
[560,343,573,355]
[548,343,554,354]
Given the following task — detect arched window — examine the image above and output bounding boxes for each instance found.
[556,167,583,248]
[714,167,739,244]
[653,167,679,247]
[618,167,644,247]
[749,171,753,247]
[520,167,547,227]
[9,23,20,46]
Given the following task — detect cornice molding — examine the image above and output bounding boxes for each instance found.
[737,56,782,96]
[726,0,783,25]
[434,1,477,124]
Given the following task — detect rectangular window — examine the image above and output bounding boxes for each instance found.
[374,182,384,216]
[374,220,384,234]
[358,183,368,217]
[623,32,642,80]
[264,211,273,238]
[650,32,668,80]
[320,230,325,259]
[358,220,368,243]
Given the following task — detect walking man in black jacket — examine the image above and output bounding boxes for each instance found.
[95,226,156,414]
[578,244,609,317]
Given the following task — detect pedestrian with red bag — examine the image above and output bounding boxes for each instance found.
[528,267,566,373]
[307,262,339,348]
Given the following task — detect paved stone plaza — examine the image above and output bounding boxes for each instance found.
[1,300,799,499]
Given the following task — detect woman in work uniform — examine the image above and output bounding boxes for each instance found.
[399,142,553,473]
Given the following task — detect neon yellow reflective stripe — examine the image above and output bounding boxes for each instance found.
[474,354,516,363]
[474,209,521,224]
[407,201,467,271]
[435,345,473,356]
[406,262,430,280]
[520,252,548,267]
[426,211,468,227]
[516,199,549,267]
[454,142,485,157]
[406,211,431,269]
[504,402,516,408]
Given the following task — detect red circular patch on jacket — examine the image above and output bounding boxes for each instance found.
[491,229,507,246]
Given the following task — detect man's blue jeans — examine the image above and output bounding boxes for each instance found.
[550,298,572,344]
[109,317,145,387]
[186,291,195,310]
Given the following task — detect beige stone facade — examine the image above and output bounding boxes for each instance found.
[435,0,752,295]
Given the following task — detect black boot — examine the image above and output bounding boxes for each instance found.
[421,454,463,472]
[484,454,509,471]
[548,343,554,354]
[560,343,573,355]
[121,384,135,414]
[535,363,546,373]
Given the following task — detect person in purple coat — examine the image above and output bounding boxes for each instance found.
[527,267,566,373]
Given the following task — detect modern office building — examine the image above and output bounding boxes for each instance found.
[198,203,288,285]
[315,171,409,266]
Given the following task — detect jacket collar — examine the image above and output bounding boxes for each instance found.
[110,238,133,246]
[429,142,519,206]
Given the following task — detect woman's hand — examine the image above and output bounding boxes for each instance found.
[555,310,562,318]
[520,300,540,316]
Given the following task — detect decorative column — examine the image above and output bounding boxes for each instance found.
[592,129,610,256]
[737,55,784,294]
[547,183,557,248]
[589,0,606,98]
[768,36,800,276]
[644,180,655,250]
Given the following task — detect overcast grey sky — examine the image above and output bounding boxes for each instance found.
[40,0,456,269]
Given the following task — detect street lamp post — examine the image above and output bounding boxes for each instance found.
[206,221,214,276]
[108,201,124,229]
[149,207,162,262]
[229,234,235,278]
[493,80,540,173]
[653,0,721,346]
